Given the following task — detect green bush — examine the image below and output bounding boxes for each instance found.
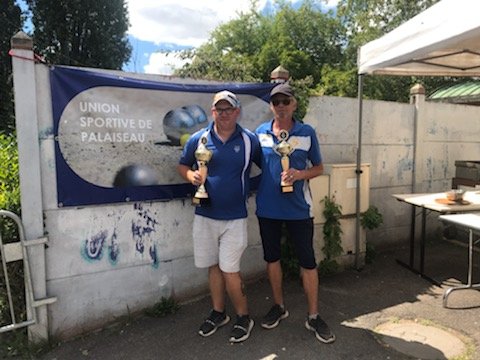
[360,206,383,230]
[0,132,26,357]
[318,196,343,276]
[321,196,343,259]
[361,206,384,264]
[0,132,20,216]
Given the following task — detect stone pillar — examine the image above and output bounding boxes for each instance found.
[270,65,289,83]
[10,31,50,342]
[409,83,426,194]
[409,83,425,105]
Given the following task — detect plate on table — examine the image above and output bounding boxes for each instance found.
[435,198,471,205]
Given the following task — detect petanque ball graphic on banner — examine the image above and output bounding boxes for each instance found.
[163,104,207,146]
[113,164,161,187]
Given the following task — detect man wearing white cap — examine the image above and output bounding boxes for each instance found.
[178,90,261,343]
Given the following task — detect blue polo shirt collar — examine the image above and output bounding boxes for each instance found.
[266,119,301,136]
[207,121,244,143]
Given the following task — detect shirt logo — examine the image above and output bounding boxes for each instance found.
[234,145,241,153]
[289,136,311,151]
[258,133,274,147]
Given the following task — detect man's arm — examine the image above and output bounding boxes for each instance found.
[291,163,323,182]
[298,163,323,180]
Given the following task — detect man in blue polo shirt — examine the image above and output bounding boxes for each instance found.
[255,82,335,344]
[177,90,261,343]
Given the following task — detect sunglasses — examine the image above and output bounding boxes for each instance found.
[214,107,236,115]
[271,98,292,106]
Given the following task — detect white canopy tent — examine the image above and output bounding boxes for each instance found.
[358,0,480,76]
[353,0,480,268]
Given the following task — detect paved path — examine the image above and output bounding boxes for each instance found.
[40,241,480,360]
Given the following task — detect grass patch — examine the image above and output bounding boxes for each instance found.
[0,329,57,359]
[145,297,180,317]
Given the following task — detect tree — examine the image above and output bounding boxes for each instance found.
[26,0,131,69]
[0,1,23,134]
[259,1,342,84]
[175,4,268,82]
[318,0,459,101]
[176,0,343,84]
[177,0,459,103]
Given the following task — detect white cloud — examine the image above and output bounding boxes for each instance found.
[127,0,267,47]
[127,0,269,74]
[143,51,190,74]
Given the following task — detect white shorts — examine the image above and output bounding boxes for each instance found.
[192,215,248,273]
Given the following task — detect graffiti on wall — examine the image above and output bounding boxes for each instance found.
[81,203,162,267]
[131,203,158,267]
[82,229,109,261]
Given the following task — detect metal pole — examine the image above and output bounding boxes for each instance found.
[355,75,364,270]
[408,86,422,268]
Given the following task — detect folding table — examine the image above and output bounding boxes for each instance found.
[392,191,480,302]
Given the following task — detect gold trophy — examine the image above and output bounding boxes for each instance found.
[275,129,294,193]
[192,136,213,206]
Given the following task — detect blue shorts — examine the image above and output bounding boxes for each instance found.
[257,217,316,269]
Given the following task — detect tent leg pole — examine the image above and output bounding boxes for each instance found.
[355,74,364,270]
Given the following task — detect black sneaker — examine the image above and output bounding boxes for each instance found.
[198,310,230,337]
[229,315,254,343]
[305,315,335,343]
[261,304,289,329]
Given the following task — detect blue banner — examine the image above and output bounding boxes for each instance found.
[50,66,274,207]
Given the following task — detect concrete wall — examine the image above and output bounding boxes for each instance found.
[305,94,480,250]
[305,96,415,250]
[13,52,480,339]
[43,200,264,337]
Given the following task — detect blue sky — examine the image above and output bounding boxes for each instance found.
[17,0,339,75]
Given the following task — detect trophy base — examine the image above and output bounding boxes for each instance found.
[281,185,294,193]
[192,196,211,206]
